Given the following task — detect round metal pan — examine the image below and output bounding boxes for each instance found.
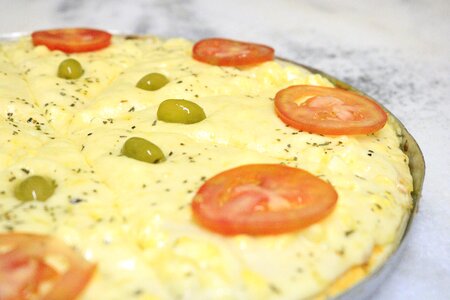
[286,61,426,299]
[0,32,425,299]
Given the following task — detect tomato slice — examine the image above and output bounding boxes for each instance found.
[32,28,111,53]
[191,164,338,235]
[192,38,274,66]
[0,233,96,300]
[274,85,388,135]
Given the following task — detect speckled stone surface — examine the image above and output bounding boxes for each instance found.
[0,0,449,299]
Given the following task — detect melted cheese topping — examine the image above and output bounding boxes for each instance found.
[0,36,413,300]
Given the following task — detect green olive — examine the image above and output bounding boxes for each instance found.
[14,176,56,202]
[136,73,169,91]
[121,137,165,164]
[57,58,84,79]
[157,99,206,124]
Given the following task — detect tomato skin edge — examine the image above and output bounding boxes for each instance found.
[274,104,387,135]
[274,85,388,136]
[44,263,97,300]
[192,38,275,67]
[191,164,338,236]
[31,28,112,53]
[0,233,97,300]
[192,200,337,236]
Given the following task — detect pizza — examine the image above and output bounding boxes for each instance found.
[0,28,414,300]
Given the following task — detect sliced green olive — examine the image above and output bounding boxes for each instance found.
[121,137,165,164]
[14,175,56,202]
[136,73,169,91]
[57,58,84,79]
[157,99,206,124]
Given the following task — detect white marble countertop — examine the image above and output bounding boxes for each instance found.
[0,0,448,299]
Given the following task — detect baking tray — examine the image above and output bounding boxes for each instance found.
[289,62,426,299]
[0,32,425,299]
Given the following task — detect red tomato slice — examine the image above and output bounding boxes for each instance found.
[274,85,388,135]
[32,28,111,53]
[192,38,274,66]
[191,164,338,235]
[0,233,96,300]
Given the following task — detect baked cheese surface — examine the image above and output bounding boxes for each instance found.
[0,36,413,300]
